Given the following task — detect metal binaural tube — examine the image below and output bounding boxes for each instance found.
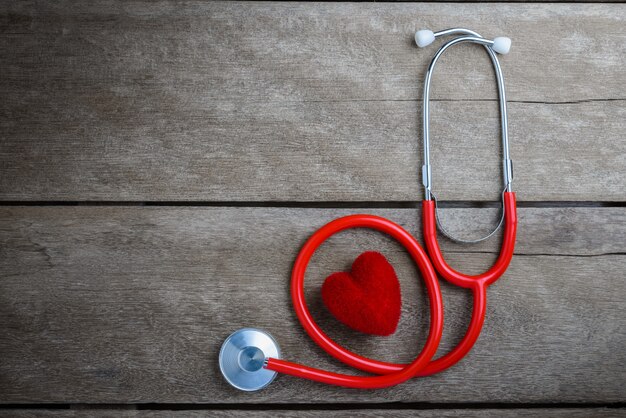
[421,31,512,200]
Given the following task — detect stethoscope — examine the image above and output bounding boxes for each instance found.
[219,28,517,391]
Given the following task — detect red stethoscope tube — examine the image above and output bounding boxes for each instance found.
[265,192,517,388]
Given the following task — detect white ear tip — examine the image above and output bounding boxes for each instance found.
[492,37,511,54]
[415,29,435,48]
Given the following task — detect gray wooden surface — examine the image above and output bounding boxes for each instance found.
[0,1,625,416]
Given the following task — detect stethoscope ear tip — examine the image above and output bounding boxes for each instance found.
[492,36,511,54]
[415,29,435,48]
[219,328,281,391]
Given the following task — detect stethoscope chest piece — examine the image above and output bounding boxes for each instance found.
[219,328,281,391]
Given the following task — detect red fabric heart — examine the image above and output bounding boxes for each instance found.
[321,251,401,336]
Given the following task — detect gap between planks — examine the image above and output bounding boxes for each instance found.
[0,201,625,208]
[0,405,626,418]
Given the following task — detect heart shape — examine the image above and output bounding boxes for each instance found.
[321,251,401,336]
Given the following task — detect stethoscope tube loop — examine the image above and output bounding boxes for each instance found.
[266,215,445,389]
[265,195,515,387]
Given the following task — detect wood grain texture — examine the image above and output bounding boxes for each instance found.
[1,2,625,201]
[1,207,624,403]
[2,408,625,418]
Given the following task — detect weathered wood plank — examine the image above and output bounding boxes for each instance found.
[0,100,624,202]
[1,207,624,403]
[2,408,625,418]
[1,2,624,201]
[2,2,623,103]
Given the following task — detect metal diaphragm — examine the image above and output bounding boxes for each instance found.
[219,328,280,391]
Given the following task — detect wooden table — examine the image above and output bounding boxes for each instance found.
[1,2,625,416]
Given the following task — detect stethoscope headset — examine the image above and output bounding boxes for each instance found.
[219,28,517,391]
